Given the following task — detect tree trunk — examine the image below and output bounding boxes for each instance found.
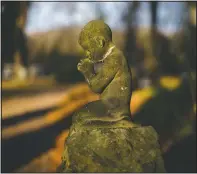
[149,2,159,84]
[123,2,140,66]
[2,2,30,79]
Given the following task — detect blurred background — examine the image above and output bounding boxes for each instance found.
[1,1,196,172]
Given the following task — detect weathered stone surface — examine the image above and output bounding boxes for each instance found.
[60,127,165,172]
[58,101,166,173]
[58,20,165,173]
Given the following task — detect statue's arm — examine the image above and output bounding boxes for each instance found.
[83,58,119,93]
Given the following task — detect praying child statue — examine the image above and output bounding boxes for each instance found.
[58,20,166,173]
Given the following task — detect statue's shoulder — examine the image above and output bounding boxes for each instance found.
[111,46,122,56]
[109,47,128,68]
[105,47,124,66]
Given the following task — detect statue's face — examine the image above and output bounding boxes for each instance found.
[79,35,107,63]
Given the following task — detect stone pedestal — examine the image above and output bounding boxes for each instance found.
[58,101,166,173]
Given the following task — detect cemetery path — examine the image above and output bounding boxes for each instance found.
[2,87,70,119]
[1,87,73,172]
[1,83,97,172]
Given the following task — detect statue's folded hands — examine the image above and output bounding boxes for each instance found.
[77,58,94,74]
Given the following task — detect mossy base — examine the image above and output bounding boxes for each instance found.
[58,101,166,173]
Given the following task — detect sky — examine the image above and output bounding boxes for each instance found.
[25,2,188,35]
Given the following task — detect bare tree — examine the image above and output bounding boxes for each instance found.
[123,2,140,65]
[2,2,30,80]
[150,2,158,54]
[148,2,159,82]
[2,2,20,70]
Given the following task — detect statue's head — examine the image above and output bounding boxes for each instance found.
[79,20,113,62]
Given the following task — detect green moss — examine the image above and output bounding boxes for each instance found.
[60,119,165,172]
[78,20,112,46]
[77,20,133,120]
[58,20,166,173]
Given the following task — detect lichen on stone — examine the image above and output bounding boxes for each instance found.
[58,20,166,173]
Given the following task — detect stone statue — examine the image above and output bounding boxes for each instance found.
[58,20,166,173]
[77,19,132,122]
